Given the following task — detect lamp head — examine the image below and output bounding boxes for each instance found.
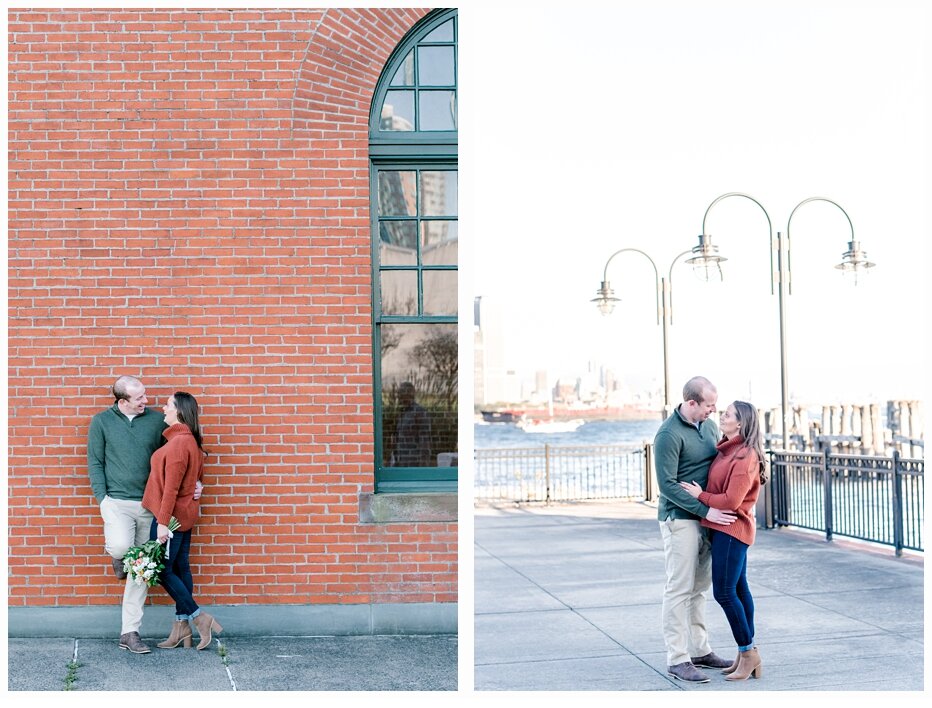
[685,234,726,283]
[834,240,876,285]
[592,281,620,315]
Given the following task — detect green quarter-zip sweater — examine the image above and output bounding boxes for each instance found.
[88,404,167,503]
[654,404,720,521]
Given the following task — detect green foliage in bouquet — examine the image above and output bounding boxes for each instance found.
[121,517,181,587]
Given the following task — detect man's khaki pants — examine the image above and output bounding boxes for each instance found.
[659,518,713,667]
[100,496,154,635]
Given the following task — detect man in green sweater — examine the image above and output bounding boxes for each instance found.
[654,376,737,683]
[88,375,167,654]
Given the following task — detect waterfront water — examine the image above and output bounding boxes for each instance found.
[475,418,662,450]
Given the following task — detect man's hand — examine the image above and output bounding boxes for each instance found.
[193,480,204,500]
[706,507,738,525]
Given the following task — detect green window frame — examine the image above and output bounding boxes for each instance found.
[370,9,458,493]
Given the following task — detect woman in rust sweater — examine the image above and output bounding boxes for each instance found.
[680,400,766,681]
[142,391,222,650]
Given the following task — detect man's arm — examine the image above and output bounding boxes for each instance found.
[654,431,710,517]
[679,480,738,525]
[87,416,108,503]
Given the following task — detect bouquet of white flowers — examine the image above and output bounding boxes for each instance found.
[122,517,181,587]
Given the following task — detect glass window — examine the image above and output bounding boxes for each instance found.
[417,46,455,86]
[375,166,458,316]
[380,91,415,131]
[375,11,457,136]
[390,52,415,86]
[422,19,453,43]
[370,10,457,493]
[420,171,457,216]
[380,323,458,469]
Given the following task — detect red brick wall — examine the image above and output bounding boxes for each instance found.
[7,7,457,609]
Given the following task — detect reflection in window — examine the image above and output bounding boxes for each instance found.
[420,171,457,216]
[380,323,458,468]
[423,271,457,316]
[417,46,455,85]
[370,9,457,491]
[377,14,456,133]
[379,171,417,216]
[380,270,418,315]
[380,223,417,267]
[421,222,457,263]
[381,91,415,131]
[390,52,415,86]
[376,167,458,314]
[422,18,453,43]
[419,91,456,131]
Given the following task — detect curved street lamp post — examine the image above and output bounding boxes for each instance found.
[592,248,692,420]
[686,192,876,449]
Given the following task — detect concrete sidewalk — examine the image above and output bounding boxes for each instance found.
[7,634,458,691]
[474,500,924,692]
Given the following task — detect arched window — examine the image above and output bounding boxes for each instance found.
[370,9,457,493]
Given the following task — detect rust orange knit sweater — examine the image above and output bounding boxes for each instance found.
[142,423,204,531]
[699,435,761,546]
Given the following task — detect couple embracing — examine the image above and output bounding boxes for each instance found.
[655,375,768,683]
[88,375,223,653]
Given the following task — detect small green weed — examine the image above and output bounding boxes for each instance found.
[63,660,80,691]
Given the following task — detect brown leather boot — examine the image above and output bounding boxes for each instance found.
[192,611,223,650]
[725,647,762,681]
[157,620,193,649]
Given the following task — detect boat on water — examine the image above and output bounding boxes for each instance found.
[515,417,585,434]
[480,410,522,424]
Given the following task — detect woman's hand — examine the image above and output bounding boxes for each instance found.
[679,480,703,499]
[157,523,172,543]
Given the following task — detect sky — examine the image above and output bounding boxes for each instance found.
[461,0,930,414]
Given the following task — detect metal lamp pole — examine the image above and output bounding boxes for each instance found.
[688,193,875,449]
[593,248,691,419]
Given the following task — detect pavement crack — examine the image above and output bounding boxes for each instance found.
[217,638,237,690]
[63,638,80,691]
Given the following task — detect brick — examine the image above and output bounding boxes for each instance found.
[7,7,455,611]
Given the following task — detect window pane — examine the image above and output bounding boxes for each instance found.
[379,222,417,266]
[390,51,414,86]
[380,323,458,468]
[422,19,454,43]
[423,270,457,316]
[421,222,457,265]
[380,90,415,131]
[380,270,418,315]
[420,171,457,216]
[419,90,456,131]
[378,171,416,216]
[417,46,455,86]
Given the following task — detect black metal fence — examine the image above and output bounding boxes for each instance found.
[769,449,924,555]
[474,442,925,556]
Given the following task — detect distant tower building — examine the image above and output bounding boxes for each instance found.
[474,296,507,405]
[534,369,549,398]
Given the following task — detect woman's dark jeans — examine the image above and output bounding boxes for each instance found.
[149,519,199,619]
[710,529,755,649]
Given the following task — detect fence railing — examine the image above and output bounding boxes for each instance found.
[474,444,646,503]
[769,449,924,555]
[474,443,924,555]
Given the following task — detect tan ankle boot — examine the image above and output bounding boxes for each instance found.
[157,620,193,649]
[192,611,223,650]
[725,647,762,681]
[721,654,740,675]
